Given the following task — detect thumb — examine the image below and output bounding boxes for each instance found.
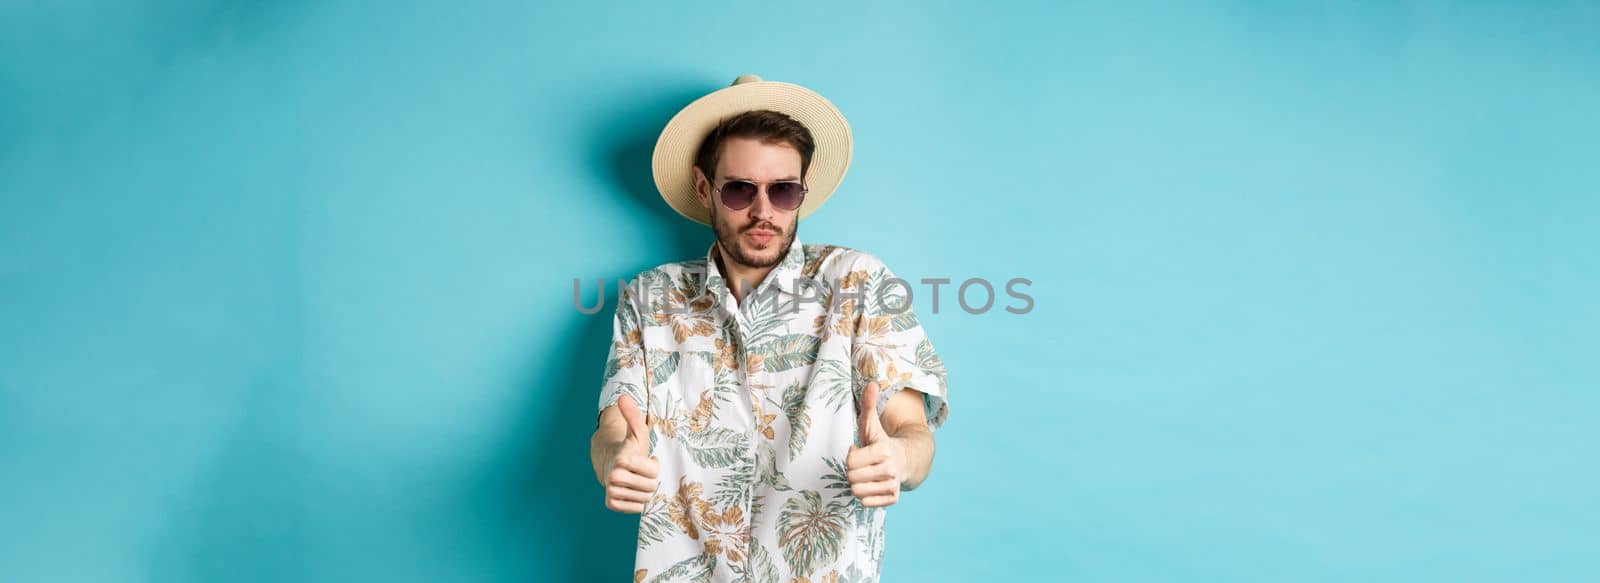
[618,394,648,444]
[858,382,885,445]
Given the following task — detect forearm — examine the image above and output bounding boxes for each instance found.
[889,424,935,490]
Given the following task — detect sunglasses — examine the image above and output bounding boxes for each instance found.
[713,179,807,212]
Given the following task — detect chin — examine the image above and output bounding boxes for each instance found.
[743,244,779,260]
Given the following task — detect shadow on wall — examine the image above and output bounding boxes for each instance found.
[136,76,719,582]
[481,78,716,581]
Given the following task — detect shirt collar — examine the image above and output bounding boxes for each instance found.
[697,235,807,300]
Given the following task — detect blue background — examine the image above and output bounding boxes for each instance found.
[2,1,1597,581]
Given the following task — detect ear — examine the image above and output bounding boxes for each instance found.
[692,166,713,209]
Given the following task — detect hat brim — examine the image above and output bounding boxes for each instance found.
[652,80,852,225]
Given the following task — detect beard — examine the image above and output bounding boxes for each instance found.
[711,205,797,270]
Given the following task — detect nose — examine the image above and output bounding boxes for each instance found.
[746,186,776,222]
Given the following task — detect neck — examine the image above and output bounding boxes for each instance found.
[714,243,776,305]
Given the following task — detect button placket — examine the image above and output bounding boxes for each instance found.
[716,286,765,567]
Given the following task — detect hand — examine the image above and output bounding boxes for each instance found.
[603,394,660,514]
[847,382,907,508]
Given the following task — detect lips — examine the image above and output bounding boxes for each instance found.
[745,229,778,244]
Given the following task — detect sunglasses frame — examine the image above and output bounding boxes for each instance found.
[711,178,808,212]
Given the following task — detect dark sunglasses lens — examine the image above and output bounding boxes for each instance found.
[769,182,805,210]
[721,181,757,209]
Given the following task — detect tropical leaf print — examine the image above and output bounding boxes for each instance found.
[750,397,777,440]
[710,365,741,401]
[750,492,769,523]
[820,456,851,495]
[647,349,681,388]
[838,269,870,291]
[811,358,854,414]
[828,298,864,342]
[598,241,951,581]
[836,562,873,583]
[609,381,643,411]
[643,552,715,583]
[779,381,811,458]
[729,273,790,346]
[800,245,841,277]
[672,268,700,298]
[888,309,920,332]
[851,316,903,367]
[741,540,782,583]
[646,388,682,441]
[819,458,881,556]
[667,478,713,541]
[602,355,623,386]
[811,313,830,341]
[654,285,717,343]
[777,491,850,576]
[755,333,820,373]
[742,351,766,375]
[616,282,642,325]
[710,454,755,511]
[699,502,744,533]
[604,328,643,378]
[679,426,747,469]
[638,493,677,548]
[915,337,947,386]
[687,389,716,433]
[755,440,791,492]
[855,314,890,339]
[633,270,663,310]
[820,456,874,529]
[853,353,910,394]
[711,337,739,373]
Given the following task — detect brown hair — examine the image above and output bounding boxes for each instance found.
[693,110,816,184]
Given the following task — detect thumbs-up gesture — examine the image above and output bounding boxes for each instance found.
[603,394,660,514]
[847,382,908,508]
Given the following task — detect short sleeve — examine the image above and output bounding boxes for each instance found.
[596,278,648,421]
[845,254,951,431]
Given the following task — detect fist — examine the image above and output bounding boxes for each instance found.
[604,394,659,514]
[848,382,906,508]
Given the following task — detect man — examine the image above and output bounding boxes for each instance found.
[589,74,950,583]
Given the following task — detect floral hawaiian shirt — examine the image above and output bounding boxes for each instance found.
[597,236,950,583]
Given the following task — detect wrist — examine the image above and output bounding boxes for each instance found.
[590,436,621,482]
[885,436,910,482]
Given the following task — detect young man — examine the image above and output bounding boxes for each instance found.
[589,74,950,583]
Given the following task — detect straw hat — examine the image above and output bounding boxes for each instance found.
[651,74,853,225]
